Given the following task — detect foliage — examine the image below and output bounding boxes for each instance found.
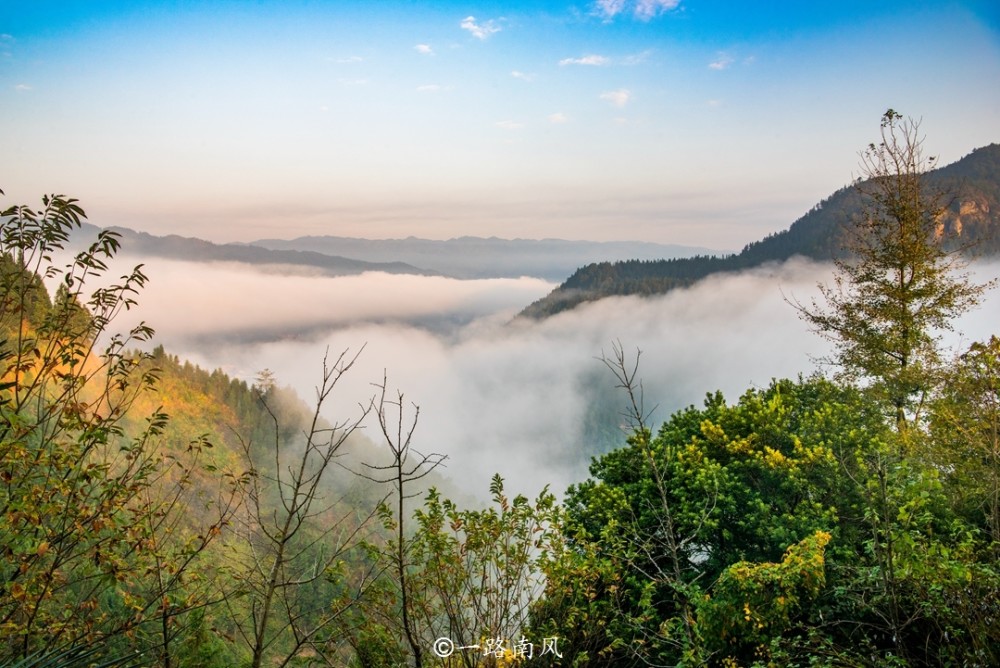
[351,475,561,668]
[931,336,1000,547]
[794,111,990,431]
[697,530,831,660]
[534,371,1000,665]
[0,192,239,664]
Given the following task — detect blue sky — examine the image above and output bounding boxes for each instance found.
[1,0,998,248]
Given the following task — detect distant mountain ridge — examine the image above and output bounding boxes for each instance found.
[520,143,1000,319]
[69,226,721,282]
[107,226,439,276]
[250,236,723,281]
[73,225,436,276]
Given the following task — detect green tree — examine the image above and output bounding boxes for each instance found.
[0,191,238,664]
[932,336,1000,547]
[540,375,857,666]
[351,476,560,668]
[793,110,990,432]
[543,368,1000,665]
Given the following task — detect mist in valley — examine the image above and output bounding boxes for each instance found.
[105,254,1000,500]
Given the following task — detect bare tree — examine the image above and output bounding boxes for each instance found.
[353,373,446,668]
[226,348,378,668]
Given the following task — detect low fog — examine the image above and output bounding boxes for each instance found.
[102,256,1000,500]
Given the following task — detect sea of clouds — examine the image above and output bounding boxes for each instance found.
[98,255,1000,499]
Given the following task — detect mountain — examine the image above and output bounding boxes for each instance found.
[520,143,1000,319]
[73,224,435,276]
[249,236,723,281]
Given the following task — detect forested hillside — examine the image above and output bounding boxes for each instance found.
[522,142,1000,318]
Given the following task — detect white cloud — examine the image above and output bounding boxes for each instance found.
[14,83,32,91]
[709,53,734,70]
[460,16,501,40]
[334,55,363,64]
[415,44,433,55]
[559,54,610,66]
[548,113,569,124]
[416,84,443,92]
[511,70,535,82]
[121,258,843,499]
[600,88,631,108]
[595,0,627,18]
[634,0,681,20]
[495,120,524,130]
[595,0,680,21]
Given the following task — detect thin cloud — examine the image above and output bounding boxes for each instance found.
[596,0,680,21]
[622,49,654,65]
[548,112,569,124]
[415,44,433,55]
[635,0,680,20]
[709,53,734,70]
[333,55,363,64]
[495,120,524,130]
[14,83,32,91]
[600,88,631,108]
[559,54,610,66]
[511,70,535,82]
[460,16,501,40]
[416,84,443,92]
[595,0,627,18]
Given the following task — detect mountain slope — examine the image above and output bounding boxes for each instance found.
[521,143,1000,319]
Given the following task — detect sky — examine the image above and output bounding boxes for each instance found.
[2,0,999,248]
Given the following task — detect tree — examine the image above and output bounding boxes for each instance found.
[225,351,377,668]
[932,336,1000,548]
[350,374,445,668]
[406,476,560,668]
[793,110,990,431]
[0,191,238,663]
